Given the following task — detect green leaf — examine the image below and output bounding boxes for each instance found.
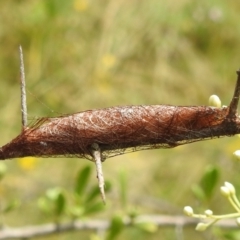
[55,192,65,216]
[84,202,105,216]
[128,208,139,219]
[46,187,63,201]
[90,234,102,240]
[200,165,219,200]
[69,206,84,218]
[222,231,240,240]
[107,215,124,240]
[85,180,112,204]
[136,222,158,233]
[41,187,65,217]
[38,197,51,213]
[191,184,206,201]
[86,185,100,203]
[105,180,112,193]
[118,170,128,208]
[0,163,7,181]
[75,166,91,196]
[3,199,20,213]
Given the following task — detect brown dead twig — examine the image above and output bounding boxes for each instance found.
[0,48,240,202]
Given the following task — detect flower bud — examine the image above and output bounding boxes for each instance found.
[209,95,221,108]
[233,150,240,160]
[220,186,231,197]
[183,206,194,216]
[196,223,207,231]
[236,217,240,226]
[204,209,213,217]
[224,182,236,195]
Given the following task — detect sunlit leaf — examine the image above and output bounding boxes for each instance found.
[85,180,112,204]
[46,187,63,201]
[191,184,206,201]
[106,215,124,240]
[90,233,102,240]
[200,165,219,200]
[135,222,158,233]
[0,162,7,181]
[118,170,128,208]
[85,185,100,203]
[55,191,65,216]
[38,197,51,213]
[84,202,105,216]
[69,206,84,218]
[105,180,112,193]
[75,165,91,196]
[3,199,21,213]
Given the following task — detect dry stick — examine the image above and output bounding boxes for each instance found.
[228,70,240,118]
[91,143,106,204]
[19,45,27,129]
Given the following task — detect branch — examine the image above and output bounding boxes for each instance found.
[19,45,27,129]
[0,215,238,239]
[228,70,240,118]
[91,143,106,204]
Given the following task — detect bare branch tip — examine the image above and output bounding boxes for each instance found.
[91,143,106,204]
[227,69,240,118]
[19,46,27,128]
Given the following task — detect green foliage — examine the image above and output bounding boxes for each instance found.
[38,166,111,221]
[2,199,21,214]
[200,166,219,199]
[221,231,240,240]
[106,214,125,240]
[38,187,66,219]
[135,222,158,233]
[118,169,128,208]
[192,165,219,202]
[75,165,91,197]
[0,162,7,181]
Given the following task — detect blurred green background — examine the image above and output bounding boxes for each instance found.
[1,0,240,239]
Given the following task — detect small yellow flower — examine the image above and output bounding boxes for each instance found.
[18,157,38,171]
[73,0,88,12]
[101,54,116,70]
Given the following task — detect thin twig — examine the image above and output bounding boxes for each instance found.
[228,70,240,118]
[19,45,27,129]
[0,215,238,240]
[91,143,106,204]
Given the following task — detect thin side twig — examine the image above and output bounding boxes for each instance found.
[228,70,240,118]
[91,143,106,204]
[19,45,27,129]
